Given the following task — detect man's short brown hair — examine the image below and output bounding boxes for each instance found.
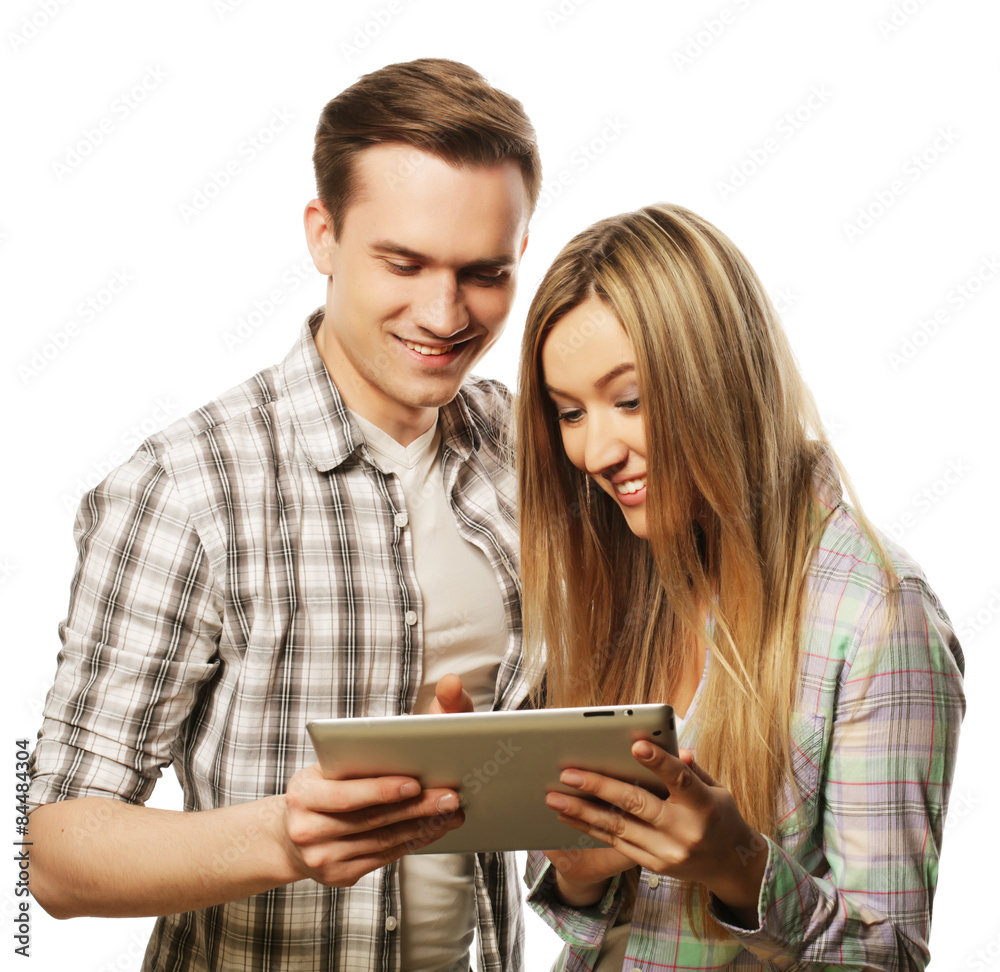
[313,58,541,237]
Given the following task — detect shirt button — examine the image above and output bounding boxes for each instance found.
[394,512,408,528]
[648,875,660,889]
[404,610,417,626]
[385,915,397,931]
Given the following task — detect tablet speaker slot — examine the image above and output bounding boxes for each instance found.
[583,710,614,717]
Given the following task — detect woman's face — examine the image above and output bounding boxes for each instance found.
[541,296,649,540]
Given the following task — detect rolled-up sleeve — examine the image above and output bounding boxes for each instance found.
[29,450,222,810]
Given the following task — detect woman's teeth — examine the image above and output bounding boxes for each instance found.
[404,340,454,356]
[614,477,646,495]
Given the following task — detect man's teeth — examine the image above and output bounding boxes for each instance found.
[614,477,646,495]
[404,340,454,356]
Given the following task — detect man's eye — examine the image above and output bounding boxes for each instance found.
[467,270,509,286]
[386,262,420,275]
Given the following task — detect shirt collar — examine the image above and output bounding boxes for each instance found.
[280,309,481,472]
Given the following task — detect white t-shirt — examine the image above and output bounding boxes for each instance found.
[352,411,507,971]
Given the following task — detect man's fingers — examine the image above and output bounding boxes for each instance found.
[430,672,474,714]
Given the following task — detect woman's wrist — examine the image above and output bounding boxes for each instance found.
[552,869,612,908]
[708,830,769,929]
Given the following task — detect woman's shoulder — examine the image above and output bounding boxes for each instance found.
[805,496,962,679]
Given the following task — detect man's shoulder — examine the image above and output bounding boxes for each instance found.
[140,363,285,464]
[454,374,513,450]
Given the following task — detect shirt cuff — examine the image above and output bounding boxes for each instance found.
[708,835,818,952]
[525,856,623,950]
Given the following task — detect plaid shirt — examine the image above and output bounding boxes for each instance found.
[29,311,528,971]
[526,461,965,970]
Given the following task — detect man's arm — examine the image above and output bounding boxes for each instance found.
[29,450,470,920]
[30,769,462,919]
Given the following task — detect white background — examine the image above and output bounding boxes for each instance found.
[2,0,997,968]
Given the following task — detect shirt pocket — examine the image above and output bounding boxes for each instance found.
[775,713,826,845]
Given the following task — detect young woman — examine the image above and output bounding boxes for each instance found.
[517,203,964,969]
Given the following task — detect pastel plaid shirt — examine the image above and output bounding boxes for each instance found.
[29,311,528,972]
[526,461,965,970]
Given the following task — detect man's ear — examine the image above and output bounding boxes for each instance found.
[304,198,336,276]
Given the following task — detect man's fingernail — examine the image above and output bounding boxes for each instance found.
[400,782,421,799]
[634,742,655,760]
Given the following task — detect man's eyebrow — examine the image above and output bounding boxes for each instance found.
[369,239,517,267]
[545,362,636,397]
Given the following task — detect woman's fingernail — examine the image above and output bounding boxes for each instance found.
[400,782,421,799]
[560,770,585,787]
[546,793,570,811]
[634,741,655,760]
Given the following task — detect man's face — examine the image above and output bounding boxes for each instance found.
[307,143,530,444]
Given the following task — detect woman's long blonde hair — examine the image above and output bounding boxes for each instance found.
[516,203,892,930]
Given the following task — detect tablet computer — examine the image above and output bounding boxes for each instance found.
[306,703,677,854]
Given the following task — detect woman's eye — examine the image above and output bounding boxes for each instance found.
[617,398,641,412]
[556,408,584,425]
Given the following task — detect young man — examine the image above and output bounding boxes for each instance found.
[28,59,539,971]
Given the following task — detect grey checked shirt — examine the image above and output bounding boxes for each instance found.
[29,310,528,971]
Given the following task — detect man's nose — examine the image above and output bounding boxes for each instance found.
[415,275,470,338]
